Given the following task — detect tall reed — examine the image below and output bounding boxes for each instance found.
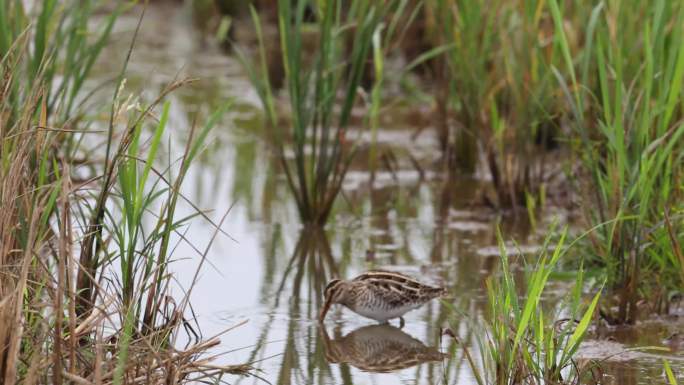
[1,1,121,380]
[0,0,121,124]
[1,2,244,383]
[550,0,684,323]
[243,0,400,225]
[427,0,570,209]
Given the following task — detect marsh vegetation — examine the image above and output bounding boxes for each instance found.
[1,0,682,384]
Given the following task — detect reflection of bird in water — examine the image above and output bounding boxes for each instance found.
[318,271,446,327]
[321,324,447,372]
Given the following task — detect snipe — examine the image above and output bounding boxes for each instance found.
[318,270,447,326]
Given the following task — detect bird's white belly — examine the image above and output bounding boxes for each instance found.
[352,303,419,322]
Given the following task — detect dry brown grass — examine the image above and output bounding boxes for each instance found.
[0,6,250,384]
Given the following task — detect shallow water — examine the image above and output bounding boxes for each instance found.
[94,5,683,384]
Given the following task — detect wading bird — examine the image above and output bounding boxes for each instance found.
[319,271,447,327]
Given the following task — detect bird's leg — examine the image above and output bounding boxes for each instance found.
[399,317,405,329]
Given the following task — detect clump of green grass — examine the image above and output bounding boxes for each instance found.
[0,0,122,124]
[444,227,603,385]
[550,0,684,324]
[243,0,402,225]
[425,0,571,209]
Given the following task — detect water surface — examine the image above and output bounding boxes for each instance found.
[94,5,684,384]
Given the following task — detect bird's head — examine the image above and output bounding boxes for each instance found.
[319,278,346,322]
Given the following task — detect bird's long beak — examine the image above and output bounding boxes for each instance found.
[318,297,333,323]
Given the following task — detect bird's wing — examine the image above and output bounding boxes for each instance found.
[366,279,420,307]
